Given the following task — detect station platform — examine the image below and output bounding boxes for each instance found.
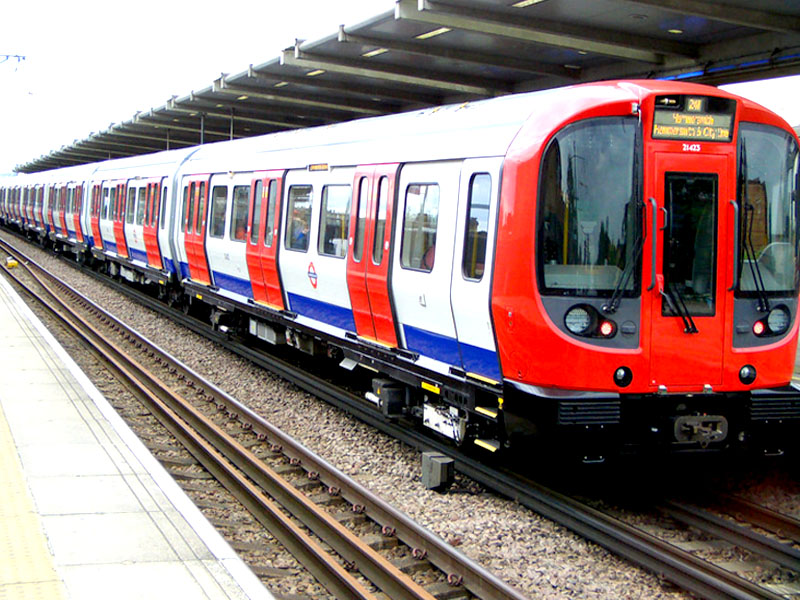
[0,274,274,600]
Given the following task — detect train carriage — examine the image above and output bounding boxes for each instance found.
[2,79,800,460]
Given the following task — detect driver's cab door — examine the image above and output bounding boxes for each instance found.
[648,152,732,390]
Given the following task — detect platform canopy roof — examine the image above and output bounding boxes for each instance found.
[18,0,800,173]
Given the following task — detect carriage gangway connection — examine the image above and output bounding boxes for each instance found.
[0,274,272,600]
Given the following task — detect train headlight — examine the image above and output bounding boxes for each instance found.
[599,320,616,337]
[739,364,757,385]
[564,306,593,335]
[767,305,790,335]
[753,320,765,336]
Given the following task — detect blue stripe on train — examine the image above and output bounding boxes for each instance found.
[129,248,148,264]
[212,271,253,298]
[287,292,356,332]
[402,324,502,382]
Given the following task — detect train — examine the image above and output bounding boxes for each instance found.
[2,79,800,461]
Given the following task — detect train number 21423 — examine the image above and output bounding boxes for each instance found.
[682,143,702,152]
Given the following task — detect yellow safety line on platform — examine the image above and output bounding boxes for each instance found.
[0,403,66,600]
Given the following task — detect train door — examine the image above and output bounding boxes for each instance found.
[99,184,116,251]
[648,153,730,389]
[182,176,212,285]
[74,185,84,242]
[450,158,503,383]
[246,171,285,308]
[113,182,129,257]
[346,164,399,346]
[391,161,461,366]
[90,185,102,247]
[157,183,173,273]
[143,180,163,269]
[64,186,76,240]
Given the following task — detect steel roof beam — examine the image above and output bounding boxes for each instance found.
[247,64,442,105]
[338,25,579,80]
[396,0,697,63]
[165,96,310,130]
[130,116,246,139]
[177,93,339,125]
[623,0,800,34]
[284,47,511,96]
[213,77,385,115]
[76,138,168,154]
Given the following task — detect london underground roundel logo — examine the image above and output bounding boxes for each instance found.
[308,262,318,288]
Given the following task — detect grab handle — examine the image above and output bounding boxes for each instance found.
[648,197,657,290]
[729,200,739,291]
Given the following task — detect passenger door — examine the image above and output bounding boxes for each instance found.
[391,161,461,366]
[450,158,503,382]
[346,164,400,346]
[182,176,212,285]
[113,182,129,258]
[143,180,163,268]
[648,153,730,388]
[246,171,285,309]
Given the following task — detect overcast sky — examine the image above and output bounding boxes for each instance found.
[2,0,799,175]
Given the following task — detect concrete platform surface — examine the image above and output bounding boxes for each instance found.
[0,273,274,600]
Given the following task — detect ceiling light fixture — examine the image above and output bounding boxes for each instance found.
[416,27,451,40]
[306,69,326,76]
[512,0,548,6]
[362,48,389,58]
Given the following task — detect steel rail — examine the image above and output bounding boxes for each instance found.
[662,501,800,572]
[0,232,791,600]
[0,246,433,600]
[719,495,800,545]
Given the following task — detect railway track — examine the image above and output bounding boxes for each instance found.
[3,234,800,600]
[0,237,527,600]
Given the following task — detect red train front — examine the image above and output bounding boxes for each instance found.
[494,81,800,457]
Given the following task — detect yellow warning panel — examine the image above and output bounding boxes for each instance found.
[0,404,66,599]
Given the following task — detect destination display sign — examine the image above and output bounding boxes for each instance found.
[652,95,735,142]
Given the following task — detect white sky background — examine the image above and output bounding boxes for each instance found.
[2,0,799,175]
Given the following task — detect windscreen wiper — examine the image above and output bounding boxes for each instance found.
[603,221,643,314]
[739,141,771,312]
[661,283,699,334]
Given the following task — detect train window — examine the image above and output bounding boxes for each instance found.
[286,185,312,252]
[401,183,439,272]
[462,173,491,281]
[195,182,206,234]
[187,184,196,232]
[736,123,800,295]
[318,185,351,258]
[160,186,168,229]
[75,187,81,215]
[136,187,146,225]
[126,188,136,224]
[150,185,159,227]
[264,180,277,248]
[181,185,190,231]
[230,185,249,242]
[353,177,369,262]
[662,172,717,317]
[109,188,117,220]
[209,186,228,239]
[537,117,640,296]
[250,180,263,245]
[372,177,389,266]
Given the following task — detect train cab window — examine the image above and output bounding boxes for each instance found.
[264,181,277,248]
[136,188,146,225]
[318,185,351,258]
[537,117,640,296]
[286,185,312,252]
[209,186,228,239]
[353,177,369,262]
[401,183,439,272]
[250,180,263,245]
[736,123,800,295]
[462,173,491,280]
[160,186,168,229]
[230,185,249,242]
[126,188,136,224]
[372,177,389,266]
[662,173,717,317]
